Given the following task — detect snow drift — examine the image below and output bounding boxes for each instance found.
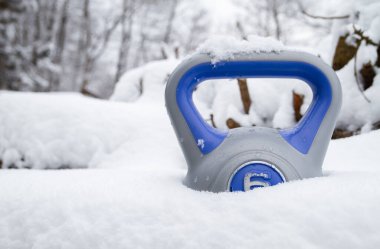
[0,89,379,248]
[0,91,181,169]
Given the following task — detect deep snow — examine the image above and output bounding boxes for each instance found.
[2,0,380,247]
[0,91,380,249]
[0,91,181,169]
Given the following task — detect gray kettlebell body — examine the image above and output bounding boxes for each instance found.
[165,51,342,192]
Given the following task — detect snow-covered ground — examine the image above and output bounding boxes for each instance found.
[2,0,380,247]
[0,91,181,170]
[0,90,379,248]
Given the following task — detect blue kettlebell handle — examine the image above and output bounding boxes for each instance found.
[175,57,334,155]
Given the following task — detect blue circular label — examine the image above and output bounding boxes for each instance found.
[229,162,284,192]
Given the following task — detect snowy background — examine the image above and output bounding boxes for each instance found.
[1,0,380,248]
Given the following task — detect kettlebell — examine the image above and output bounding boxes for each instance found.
[165,51,342,192]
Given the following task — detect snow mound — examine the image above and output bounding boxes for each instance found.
[196,35,285,62]
[110,59,179,103]
[0,91,181,169]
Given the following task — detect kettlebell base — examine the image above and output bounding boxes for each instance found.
[182,127,324,193]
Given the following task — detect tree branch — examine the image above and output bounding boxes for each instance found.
[352,25,379,47]
[91,15,122,61]
[353,50,371,103]
[298,2,350,20]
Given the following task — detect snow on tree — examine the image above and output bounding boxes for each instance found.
[1,0,380,137]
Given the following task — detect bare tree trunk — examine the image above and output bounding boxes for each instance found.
[73,0,121,95]
[270,0,281,39]
[292,91,304,122]
[114,0,135,83]
[237,78,252,114]
[53,0,69,64]
[163,0,178,44]
[264,2,271,36]
[32,0,41,66]
[80,0,93,94]
[0,0,26,89]
[236,21,247,40]
[45,0,57,43]
[225,79,252,129]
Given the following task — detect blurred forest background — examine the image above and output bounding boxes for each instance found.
[1,0,379,138]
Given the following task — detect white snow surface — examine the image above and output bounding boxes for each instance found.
[0,91,380,248]
[0,91,181,169]
[196,35,285,62]
[110,59,180,103]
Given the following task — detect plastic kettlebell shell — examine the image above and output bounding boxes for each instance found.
[175,55,333,155]
[165,51,342,192]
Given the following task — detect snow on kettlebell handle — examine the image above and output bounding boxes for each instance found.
[165,50,342,192]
